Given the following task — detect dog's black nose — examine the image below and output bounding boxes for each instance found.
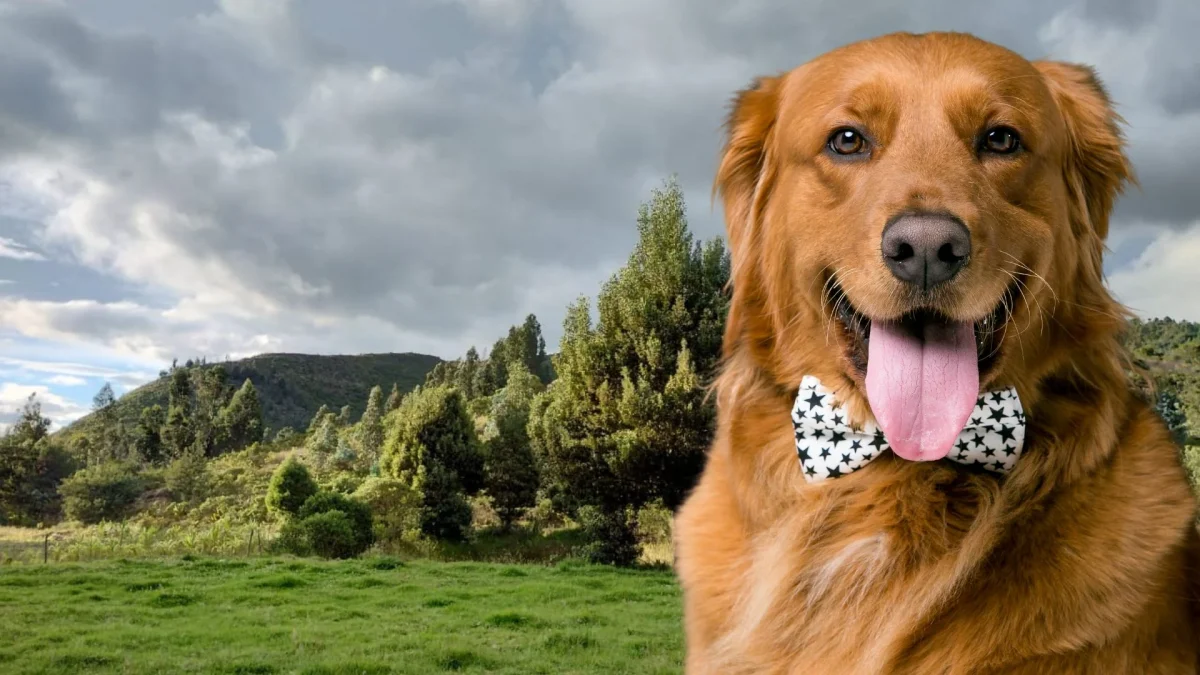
[881,214,971,290]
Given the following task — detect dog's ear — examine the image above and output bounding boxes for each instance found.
[713,76,783,359]
[1033,61,1135,246]
[714,75,783,281]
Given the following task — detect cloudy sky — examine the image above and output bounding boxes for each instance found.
[0,0,1197,429]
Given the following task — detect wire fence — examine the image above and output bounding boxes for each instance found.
[0,523,279,565]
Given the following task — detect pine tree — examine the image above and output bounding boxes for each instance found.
[162,369,194,460]
[91,382,118,463]
[528,177,730,523]
[337,405,352,427]
[385,384,402,412]
[216,379,264,452]
[380,385,483,540]
[134,405,167,464]
[483,363,543,529]
[456,347,480,400]
[358,385,385,464]
[308,405,330,433]
[306,417,338,456]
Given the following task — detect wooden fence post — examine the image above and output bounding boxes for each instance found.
[43,533,49,564]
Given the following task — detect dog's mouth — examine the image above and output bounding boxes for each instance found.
[827,279,1019,462]
[831,282,1016,381]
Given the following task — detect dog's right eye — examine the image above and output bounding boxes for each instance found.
[827,128,868,156]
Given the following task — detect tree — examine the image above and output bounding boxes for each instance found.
[298,491,374,554]
[308,405,331,433]
[482,363,543,529]
[358,385,385,463]
[306,417,338,456]
[134,405,167,464]
[216,379,264,453]
[91,382,120,463]
[265,457,319,516]
[385,384,402,413]
[456,347,481,400]
[1157,388,1190,446]
[59,462,143,524]
[191,366,233,454]
[162,368,194,459]
[380,385,484,540]
[0,394,75,525]
[337,405,352,427]
[527,177,730,536]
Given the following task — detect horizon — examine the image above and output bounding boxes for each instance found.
[1,0,1198,430]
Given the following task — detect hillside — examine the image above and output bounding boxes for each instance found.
[61,352,442,441]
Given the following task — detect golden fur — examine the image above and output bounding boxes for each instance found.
[674,31,1200,674]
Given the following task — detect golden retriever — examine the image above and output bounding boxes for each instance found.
[674,31,1200,674]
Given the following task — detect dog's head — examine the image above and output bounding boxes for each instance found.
[715,32,1133,460]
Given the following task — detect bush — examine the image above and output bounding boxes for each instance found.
[59,463,144,524]
[576,505,641,567]
[298,491,374,555]
[419,464,474,542]
[352,477,422,543]
[299,511,359,559]
[164,451,212,503]
[265,458,318,516]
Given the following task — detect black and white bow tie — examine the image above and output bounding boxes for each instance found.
[791,376,1026,483]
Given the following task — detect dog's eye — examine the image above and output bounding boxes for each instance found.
[827,128,868,156]
[981,127,1021,154]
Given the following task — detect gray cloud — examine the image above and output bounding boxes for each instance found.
[0,0,1197,369]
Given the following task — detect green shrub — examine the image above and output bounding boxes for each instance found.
[299,511,359,559]
[576,505,641,567]
[299,491,374,554]
[265,458,318,516]
[163,451,212,503]
[59,463,143,524]
[352,477,421,542]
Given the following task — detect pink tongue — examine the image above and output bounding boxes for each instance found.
[865,319,979,462]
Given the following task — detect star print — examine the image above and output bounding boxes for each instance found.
[870,431,888,451]
[793,376,1025,483]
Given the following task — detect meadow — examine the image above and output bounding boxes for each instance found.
[0,556,684,674]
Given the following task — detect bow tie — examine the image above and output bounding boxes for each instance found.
[791,376,1026,483]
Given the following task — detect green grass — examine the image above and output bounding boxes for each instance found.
[0,557,683,674]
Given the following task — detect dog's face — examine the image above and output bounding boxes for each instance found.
[717,32,1131,456]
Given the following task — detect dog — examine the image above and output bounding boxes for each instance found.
[674,31,1200,674]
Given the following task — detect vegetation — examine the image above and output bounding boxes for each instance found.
[59,352,442,441]
[0,557,682,675]
[4,176,1200,575]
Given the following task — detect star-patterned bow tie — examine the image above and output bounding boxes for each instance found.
[791,376,1026,483]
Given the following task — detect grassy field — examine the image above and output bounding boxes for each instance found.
[0,557,683,674]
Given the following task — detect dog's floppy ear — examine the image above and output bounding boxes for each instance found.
[1033,61,1135,246]
[713,76,784,359]
[714,75,782,275]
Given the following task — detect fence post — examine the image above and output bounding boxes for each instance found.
[43,533,49,564]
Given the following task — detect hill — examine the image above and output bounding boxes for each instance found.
[60,352,443,441]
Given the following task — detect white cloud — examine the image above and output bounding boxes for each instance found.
[1109,222,1200,321]
[0,382,89,431]
[46,374,87,386]
[0,236,45,261]
[0,0,1195,383]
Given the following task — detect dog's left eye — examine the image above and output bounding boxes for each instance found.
[827,128,868,156]
[981,127,1021,154]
